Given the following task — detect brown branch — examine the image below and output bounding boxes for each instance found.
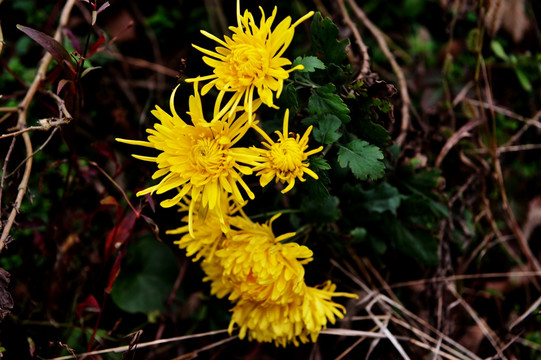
[345,0,412,147]
[0,136,16,220]
[0,0,78,252]
[435,116,485,168]
[447,284,508,359]
[0,118,69,140]
[0,107,18,113]
[109,52,179,78]
[479,58,541,275]
[336,0,371,78]
[48,329,232,360]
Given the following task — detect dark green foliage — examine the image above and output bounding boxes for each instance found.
[111,237,178,314]
[337,140,385,181]
[310,12,349,65]
[311,114,342,144]
[306,84,350,124]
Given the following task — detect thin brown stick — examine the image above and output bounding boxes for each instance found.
[508,295,541,331]
[110,52,178,78]
[0,136,16,222]
[345,0,411,147]
[388,271,541,289]
[0,118,69,139]
[0,0,77,251]
[382,297,482,360]
[336,0,371,77]
[0,5,3,56]
[493,136,541,273]
[435,116,485,167]
[366,296,411,359]
[321,327,402,339]
[497,143,541,153]
[88,161,138,216]
[48,329,232,360]
[9,127,59,177]
[447,284,507,359]
[171,335,238,360]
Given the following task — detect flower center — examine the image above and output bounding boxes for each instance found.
[226,43,270,86]
[191,137,231,177]
[268,139,304,172]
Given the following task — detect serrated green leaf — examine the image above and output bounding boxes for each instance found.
[307,83,350,123]
[337,140,385,180]
[309,157,331,171]
[310,12,349,65]
[313,114,342,144]
[360,183,401,215]
[292,56,325,72]
[111,237,178,314]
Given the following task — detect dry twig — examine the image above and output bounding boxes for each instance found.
[0,0,77,251]
[344,0,412,147]
[48,329,231,360]
[336,0,371,78]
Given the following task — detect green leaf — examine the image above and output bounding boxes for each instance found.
[306,157,331,199]
[111,237,178,314]
[312,114,342,144]
[307,83,350,124]
[292,56,325,72]
[490,40,508,61]
[337,140,385,181]
[465,28,480,52]
[276,83,299,114]
[360,183,402,215]
[300,195,340,223]
[351,227,367,241]
[310,12,349,65]
[309,156,331,171]
[393,220,439,266]
[355,119,391,149]
[515,68,533,92]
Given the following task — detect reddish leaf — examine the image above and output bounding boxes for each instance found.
[100,195,120,208]
[105,211,137,259]
[63,28,82,54]
[75,295,100,318]
[97,1,111,15]
[87,33,106,57]
[91,141,118,169]
[106,250,125,294]
[81,66,102,78]
[56,79,74,95]
[17,25,76,77]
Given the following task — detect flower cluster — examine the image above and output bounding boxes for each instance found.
[117,1,357,347]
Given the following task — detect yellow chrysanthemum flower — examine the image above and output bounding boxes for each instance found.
[252,109,323,193]
[228,281,358,347]
[187,0,314,122]
[193,212,310,303]
[116,83,262,236]
[216,213,312,304]
[167,194,246,261]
